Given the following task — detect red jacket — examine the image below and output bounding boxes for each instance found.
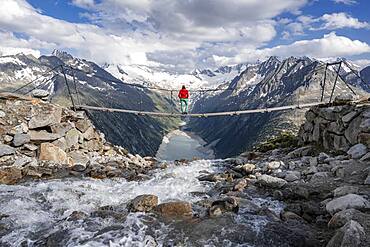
[178,89,189,99]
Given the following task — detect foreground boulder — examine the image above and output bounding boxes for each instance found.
[326,194,370,215]
[327,220,366,247]
[154,201,192,219]
[127,195,159,212]
[257,174,287,188]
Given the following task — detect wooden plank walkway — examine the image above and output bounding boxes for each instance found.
[76,102,328,118]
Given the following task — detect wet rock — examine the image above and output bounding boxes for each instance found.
[327,220,366,247]
[29,130,61,141]
[209,197,239,217]
[28,107,62,129]
[155,201,192,219]
[326,194,370,215]
[347,144,367,159]
[333,186,359,198]
[257,174,287,188]
[233,178,248,191]
[198,173,225,182]
[328,209,364,229]
[67,211,88,221]
[0,166,22,184]
[0,144,15,157]
[127,194,159,212]
[39,143,69,164]
[12,133,30,147]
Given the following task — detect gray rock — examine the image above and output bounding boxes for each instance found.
[29,130,62,141]
[347,144,367,159]
[318,152,330,163]
[12,134,30,147]
[24,143,38,151]
[9,123,28,135]
[287,146,312,158]
[0,144,16,157]
[345,116,362,145]
[360,118,370,132]
[284,171,301,182]
[31,89,50,98]
[0,110,5,118]
[326,194,370,215]
[328,209,364,229]
[334,93,357,103]
[28,107,62,129]
[342,111,359,124]
[65,129,81,150]
[326,220,365,247]
[50,122,74,136]
[69,151,89,171]
[364,173,370,185]
[310,172,329,183]
[257,174,287,188]
[333,186,359,198]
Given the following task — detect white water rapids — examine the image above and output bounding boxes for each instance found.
[0,160,219,246]
[0,131,284,246]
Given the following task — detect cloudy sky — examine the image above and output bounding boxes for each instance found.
[0,0,369,72]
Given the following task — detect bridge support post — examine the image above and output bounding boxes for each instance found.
[61,65,76,111]
[329,62,342,103]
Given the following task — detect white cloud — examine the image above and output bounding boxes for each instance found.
[217,32,370,65]
[0,0,369,73]
[71,0,95,9]
[318,12,369,30]
[332,0,357,5]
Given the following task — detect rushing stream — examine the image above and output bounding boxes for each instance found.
[0,129,284,246]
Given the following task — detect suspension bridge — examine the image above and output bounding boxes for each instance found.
[6,60,369,118]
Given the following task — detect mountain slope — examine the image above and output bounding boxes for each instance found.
[189,56,369,158]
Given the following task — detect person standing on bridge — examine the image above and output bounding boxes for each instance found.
[178,85,189,114]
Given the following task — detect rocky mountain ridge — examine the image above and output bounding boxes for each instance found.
[189,56,370,158]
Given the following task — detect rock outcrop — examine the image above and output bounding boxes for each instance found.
[299,100,370,155]
[0,93,158,184]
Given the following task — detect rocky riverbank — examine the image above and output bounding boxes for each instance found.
[0,93,158,185]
